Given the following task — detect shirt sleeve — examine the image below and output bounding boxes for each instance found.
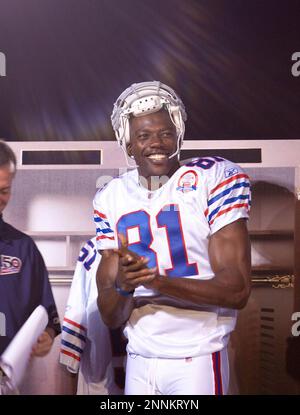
[31,243,61,336]
[60,240,92,373]
[93,189,117,252]
[205,159,251,234]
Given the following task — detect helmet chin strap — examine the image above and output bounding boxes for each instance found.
[167,132,182,160]
[168,148,181,160]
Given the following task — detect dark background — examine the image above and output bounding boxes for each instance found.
[0,0,299,142]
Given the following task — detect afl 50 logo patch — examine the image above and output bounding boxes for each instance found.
[0,255,22,276]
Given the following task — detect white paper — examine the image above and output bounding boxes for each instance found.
[0,305,48,390]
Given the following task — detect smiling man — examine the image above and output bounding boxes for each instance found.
[127,108,179,187]
[93,81,251,395]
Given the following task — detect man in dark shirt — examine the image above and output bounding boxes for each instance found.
[0,140,61,357]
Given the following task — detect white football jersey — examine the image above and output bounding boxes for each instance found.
[60,238,124,394]
[93,157,251,358]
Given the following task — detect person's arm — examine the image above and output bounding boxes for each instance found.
[32,241,61,337]
[96,249,155,328]
[130,218,251,309]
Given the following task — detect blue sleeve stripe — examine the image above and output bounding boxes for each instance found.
[96,227,113,234]
[94,216,105,223]
[61,339,84,354]
[62,326,86,342]
[208,182,250,207]
[94,216,111,227]
[208,194,250,222]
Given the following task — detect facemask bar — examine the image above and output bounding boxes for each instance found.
[111,81,186,165]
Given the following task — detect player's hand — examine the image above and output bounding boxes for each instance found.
[114,233,157,291]
[31,329,55,357]
[114,233,143,263]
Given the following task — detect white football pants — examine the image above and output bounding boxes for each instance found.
[125,347,229,395]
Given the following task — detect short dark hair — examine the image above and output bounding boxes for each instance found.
[0,140,17,170]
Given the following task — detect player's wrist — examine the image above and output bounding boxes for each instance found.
[45,326,56,340]
[114,280,134,297]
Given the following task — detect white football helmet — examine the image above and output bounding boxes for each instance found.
[111,81,187,160]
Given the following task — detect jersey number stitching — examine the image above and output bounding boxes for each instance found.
[117,204,198,277]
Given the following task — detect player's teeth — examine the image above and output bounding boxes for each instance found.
[148,154,166,160]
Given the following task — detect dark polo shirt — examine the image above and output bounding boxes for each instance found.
[0,215,61,354]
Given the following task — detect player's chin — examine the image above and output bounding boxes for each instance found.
[144,157,174,176]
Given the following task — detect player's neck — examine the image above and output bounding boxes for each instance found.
[138,163,180,192]
[138,175,166,192]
